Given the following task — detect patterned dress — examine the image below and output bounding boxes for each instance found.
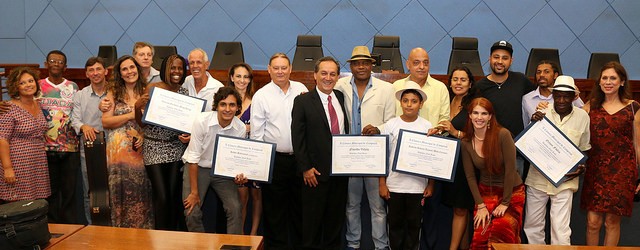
[106,102,154,228]
[141,87,189,165]
[0,102,49,201]
[581,102,639,217]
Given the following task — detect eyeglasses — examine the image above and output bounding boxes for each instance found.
[48,59,65,65]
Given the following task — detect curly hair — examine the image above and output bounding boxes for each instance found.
[111,55,146,103]
[212,86,242,116]
[6,67,41,99]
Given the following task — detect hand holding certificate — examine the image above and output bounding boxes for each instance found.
[515,117,587,187]
[142,87,206,134]
[392,129,460,182]
[211,135,276,183]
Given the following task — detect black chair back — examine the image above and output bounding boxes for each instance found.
[152,45,178,70]
[97,45,117,68]
[372,35,404,73]
[525,48,562,78]
[587,52,620,80]
[210,42,245,70]
[447,37,484,77]
[292,35,324,71]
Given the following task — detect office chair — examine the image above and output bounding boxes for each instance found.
[210,42,245,70]
[97,45,118,68]
[525,48,562,78]
[447,37,484,77]
[292,35,324,71]
[587,52,620,80]
[152,46,178,70]
[371,35,404,73]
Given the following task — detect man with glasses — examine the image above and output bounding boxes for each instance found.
[40,50,84,224]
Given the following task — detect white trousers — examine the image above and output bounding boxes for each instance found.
[523,186,573,245]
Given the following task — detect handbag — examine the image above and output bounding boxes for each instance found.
[0,199,51,250]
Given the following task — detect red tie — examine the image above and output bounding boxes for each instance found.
[328,95,339,135]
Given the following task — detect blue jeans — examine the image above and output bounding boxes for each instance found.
[345,176,389,249]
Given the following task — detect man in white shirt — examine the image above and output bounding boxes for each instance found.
[522,61,583,125]
[182,48,224,111]
[393,47,449,249]
[182,86,245,234]
[251,53,307,249]
[524,75,590,245]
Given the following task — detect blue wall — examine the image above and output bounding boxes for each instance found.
[1,0,639,79]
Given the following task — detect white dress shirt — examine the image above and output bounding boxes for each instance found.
[316,87,345,134]
[182,72,224,111]
[250,80,308,153]
[182,111,246,168]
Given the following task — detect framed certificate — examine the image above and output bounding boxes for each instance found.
[515,116,587,187]
[392,129,460,182]
[142,87,207,134]
[211,135,276,183]
[331,135,389,176]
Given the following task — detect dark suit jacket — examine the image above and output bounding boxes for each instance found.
[291,88,349,182]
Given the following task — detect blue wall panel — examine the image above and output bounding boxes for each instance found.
[1,0,639,79]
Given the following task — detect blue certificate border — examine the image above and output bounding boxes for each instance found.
[142,86,207,134]
[210,134,277,184]
[330,134,390,177]
[391,129,460,183]
[514,116,587,187]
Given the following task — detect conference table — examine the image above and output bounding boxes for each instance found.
[44,224,264,250]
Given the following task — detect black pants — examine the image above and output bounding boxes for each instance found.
[146,161,185,231]
[46,151,83,224]
[300,176,348,250]
[388,192,423,250]
[261,154,301,250]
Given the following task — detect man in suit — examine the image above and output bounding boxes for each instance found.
[336,46,395,250]
[292,56,349,250]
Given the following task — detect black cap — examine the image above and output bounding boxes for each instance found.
[491,40,513,55]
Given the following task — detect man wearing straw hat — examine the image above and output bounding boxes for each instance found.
[525,75,590,245]
[335,46,395,250]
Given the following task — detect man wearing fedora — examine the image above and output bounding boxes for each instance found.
[525,75,590,245]
[335,46,396,250]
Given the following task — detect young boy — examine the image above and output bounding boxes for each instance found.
[363,81,434,250]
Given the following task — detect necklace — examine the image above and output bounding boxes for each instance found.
[494,81,505,89]
[474,134,485,141]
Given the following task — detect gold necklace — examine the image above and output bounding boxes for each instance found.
[474,134,485,141]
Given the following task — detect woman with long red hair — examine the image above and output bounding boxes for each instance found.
[461,97,524,248]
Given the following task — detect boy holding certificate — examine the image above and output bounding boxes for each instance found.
[363,81,434,250]
[524,75,590,245]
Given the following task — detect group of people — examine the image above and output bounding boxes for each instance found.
[1,39,639,250]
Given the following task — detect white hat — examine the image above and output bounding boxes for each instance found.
[551,75,578,93]
[395,81,427,102]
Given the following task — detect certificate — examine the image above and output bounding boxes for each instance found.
[142,87,206,134]
[331,135,389,176]
[515,116,587,187]
[211,135,276,183]
[392,129,460,182]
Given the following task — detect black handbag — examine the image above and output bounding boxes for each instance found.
[0,199,51,250]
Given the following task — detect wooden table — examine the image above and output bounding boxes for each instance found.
[492,243,640,250]
[45,223,85,249]
[47,225,264,250]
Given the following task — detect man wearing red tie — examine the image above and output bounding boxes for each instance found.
[292,57,349,250]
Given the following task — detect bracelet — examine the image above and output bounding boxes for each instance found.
[457,130,461,138]
[477,204,486,209]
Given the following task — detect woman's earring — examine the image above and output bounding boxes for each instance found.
[487,121,491,130]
